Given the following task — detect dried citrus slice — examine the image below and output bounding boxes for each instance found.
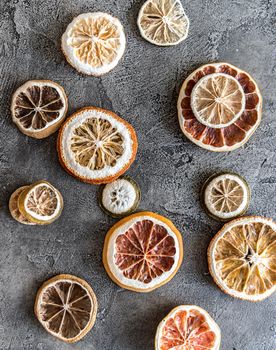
[9,186,36,225]
[18,180,63,224]
[178,62,262,151]
[11,80,68,139]
[208,216,276,301]
[57,107,138,185]
[155,305,221,350]
[201,172,250,221]
[103,211,183,292]
[138,0,189,46]
[34,274,97,343]
[99,176,141,218]
[62,12,126,76]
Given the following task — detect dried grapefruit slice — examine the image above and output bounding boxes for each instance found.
[138,0,189,46]
[11,80,68,139]
[62,12,126,76]
[18,180,63,224]
[201,172,250,221]
[34,274,97,343]
[9,186,36,225]
[178,63,262,151]
[103,211,183,292]
[57,107,138,185]
[208,216,276,301]
[155,305,221,350]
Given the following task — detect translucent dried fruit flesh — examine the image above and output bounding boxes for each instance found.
[9,186,36,225]
[138,0,189,46]
[209,217,276,300]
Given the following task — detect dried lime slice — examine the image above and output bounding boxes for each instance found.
[99,176,141,218]
[9,186,36,225]
[201,172,250,221]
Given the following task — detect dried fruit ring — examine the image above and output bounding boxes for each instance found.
[9,186,36,225]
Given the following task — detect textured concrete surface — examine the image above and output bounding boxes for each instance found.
[0,0,275,349]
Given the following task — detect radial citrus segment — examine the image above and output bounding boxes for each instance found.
[9,186,36,225]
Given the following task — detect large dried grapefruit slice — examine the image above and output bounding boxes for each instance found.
[34,274,97,343]
[18,180,63,224]
[103,211,183,292]
[62,12,126,76]
[208,216,276,301]
[178,63,262,151]
[155,305,221,350]
[57,107,138,185]
[11,80,68,139]
[9,186,36,225]
[138,0,189,46]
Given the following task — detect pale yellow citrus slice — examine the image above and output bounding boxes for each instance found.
[18,180,63,224]
[155,305,221,350]
[62,12,126,76]
[9,186,36,225]
[208,216,276,301]
[57,107,138,185]
[11,80,68,139]
[103,211,183,292]
[34,274,97,343]
[138,0,189,46]
[202,172,250,221]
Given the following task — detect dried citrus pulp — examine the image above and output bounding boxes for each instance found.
[9,186,36,225]
[155,305,221,350]
[103,212,183,292]
[178,63,262,151]
[99,176,141,218]
[18,180,63,224]
[11,80,68,139]
[208,216,276,301]
[35,274,97,343]
[138,0,189,46]
[62,12,126,76]
[202,172,250,221]
[57,107,137,185]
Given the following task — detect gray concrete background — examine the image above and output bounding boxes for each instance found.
[0,0,275,349]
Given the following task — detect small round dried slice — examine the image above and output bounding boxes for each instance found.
[138,0,189,46]
[11,80,68,139]
[103,211,183,292]
[57,107,138,185]
[155,305,221,350]
[99,176,141,218]
[208,216,276,301]
[62,12,126,76]
[9,186,36,225]
[34,274,97,343]
[201,172,250,221]
[18,180,63,224]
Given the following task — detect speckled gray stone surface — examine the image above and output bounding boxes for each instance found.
[0,0,275,349]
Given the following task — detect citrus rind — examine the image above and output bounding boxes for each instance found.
[9,186,36,225]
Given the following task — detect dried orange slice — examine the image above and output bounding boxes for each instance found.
[138,0,189,46]
[11,80,68,139]
[201,172,250,221]
[103,211,183,292]
[9,186,36,225]
[155,305,221,350]
[18,180,63,224]
[34,274,97,343]
[57,107,138,185]
[208,216,276,301]
[62,12,126,76]
[178,63,262,151]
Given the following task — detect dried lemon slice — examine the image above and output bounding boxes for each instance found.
[57,107,138,185]
[34,274,97,343]
[11,80,68,139]
[202,172,250,221]
[155,305,221,350]
[18,180,63,224]
[138,0,189,46]
[9,186,36,225]
[99,176,141,218]
[208,216,276,301]
[62,12,126,76]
